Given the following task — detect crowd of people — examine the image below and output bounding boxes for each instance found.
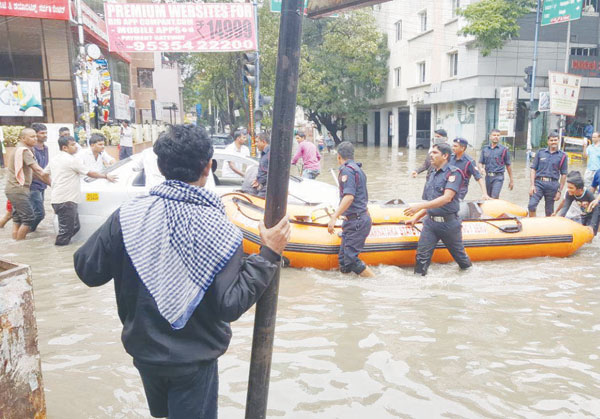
[0,123,128,244]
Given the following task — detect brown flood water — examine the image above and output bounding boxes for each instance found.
[1,147,600,418]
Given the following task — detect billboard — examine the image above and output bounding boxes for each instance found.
[306,0,391,18]
[0,0,69,20]
[0,81,43,117]
[548,71,582,116]
[104,3,257,53]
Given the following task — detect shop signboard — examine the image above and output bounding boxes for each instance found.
[541,0,582,26]
[548,71,582,116]
[0,0,69,20]
[104,3,257,53]
[497,86,516,137]
[0,81,43,117]
[569,55,600,78]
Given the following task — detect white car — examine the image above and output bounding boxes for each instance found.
[63,149,338,241]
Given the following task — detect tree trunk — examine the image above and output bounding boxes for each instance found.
[307,112,344,144]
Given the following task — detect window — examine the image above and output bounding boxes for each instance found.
[395,20,402,41]
[394,67,401,87]
[417,62,426,84]
[452,0,460,18]
[571,47,598,56]
[137,68,154,88]
[418,10,427,32]
[449,52,458,77]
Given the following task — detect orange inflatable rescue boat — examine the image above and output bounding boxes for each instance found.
[222,193,593,270]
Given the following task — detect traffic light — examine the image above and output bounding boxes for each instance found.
[242,52,258,87]
[523,66,533,93]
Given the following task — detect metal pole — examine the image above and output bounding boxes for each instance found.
[76,0,91,141]
[526,0,542,163]
[244,0,303,416]
[253,0,261,134]
[560,20,572,147]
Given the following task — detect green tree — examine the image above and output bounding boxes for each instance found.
[458,0,536,56]
[298,10,388,143]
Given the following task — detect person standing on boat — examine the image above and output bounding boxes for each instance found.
[528,131,568,217]
[291,130,321,179]
[405,143,472,276]
[478,129,514,198]
[327,141,375,277]
[411,129,447,178]
[450,138,490,201]
[73,124,290,419]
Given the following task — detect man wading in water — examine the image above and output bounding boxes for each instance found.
[74,124,290,418]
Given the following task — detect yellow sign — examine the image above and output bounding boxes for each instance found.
[567,152,584,165]
[86,192,99,202]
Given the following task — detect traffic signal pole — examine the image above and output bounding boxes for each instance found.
[253,0,261,134]
[526,0,542,163]
[244,0,304,416]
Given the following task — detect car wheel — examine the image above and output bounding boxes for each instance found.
[416,145,424,149]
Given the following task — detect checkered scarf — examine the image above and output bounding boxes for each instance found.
[120,180,242,330]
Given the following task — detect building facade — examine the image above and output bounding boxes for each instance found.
[368,0,600,150]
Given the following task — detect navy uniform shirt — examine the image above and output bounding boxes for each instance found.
[531,148,568,180]
[423,164,463,216]
[479,144,511,174]
[338,160,368,216]
[30,145,49,192]
[256,145,270,187]
[450,153,481,200]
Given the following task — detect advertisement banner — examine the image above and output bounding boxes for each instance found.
[0,81,43,117]
[0,0,69,20]
[104,3,257,53]
[548,71,582,116]
[497,86,516,137]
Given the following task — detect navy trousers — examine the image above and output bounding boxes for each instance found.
[485,175,504,199]
[136,359,218,419]
[339,213,372,274]
[528,179,559,216]
[414,216,472,275]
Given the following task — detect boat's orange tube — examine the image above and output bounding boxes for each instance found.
[223,193,592,270]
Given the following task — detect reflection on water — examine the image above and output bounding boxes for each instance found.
[1,148,600,418]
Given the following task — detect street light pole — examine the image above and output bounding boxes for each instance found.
[244,0,304,416]
[75,0,91,140]
[253,0,261,134]
[526,0,541,163]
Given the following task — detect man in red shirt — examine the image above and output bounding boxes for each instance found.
[291,131,322,179]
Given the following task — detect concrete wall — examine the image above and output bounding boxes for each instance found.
[0,259,46,418]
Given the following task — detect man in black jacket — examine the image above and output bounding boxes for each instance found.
[74,124,290,419]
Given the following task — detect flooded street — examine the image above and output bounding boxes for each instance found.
[2,147,600,418]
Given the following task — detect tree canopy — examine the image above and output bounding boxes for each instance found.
[180,4,388,142]
[458,0,536,56]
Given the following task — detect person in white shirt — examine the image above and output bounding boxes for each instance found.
[79,133,116,172]
[133,147,165,189]
[222,129,250,178]
[46,136,117,245]
[119,120,134,160]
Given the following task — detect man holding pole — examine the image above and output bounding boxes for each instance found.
[74,125,290,418]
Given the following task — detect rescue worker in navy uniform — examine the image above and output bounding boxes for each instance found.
[478,129,515,198]
[528,131,568,217]
[328,142,375,277]
[450,137,490,200]
[405,143,472,275]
